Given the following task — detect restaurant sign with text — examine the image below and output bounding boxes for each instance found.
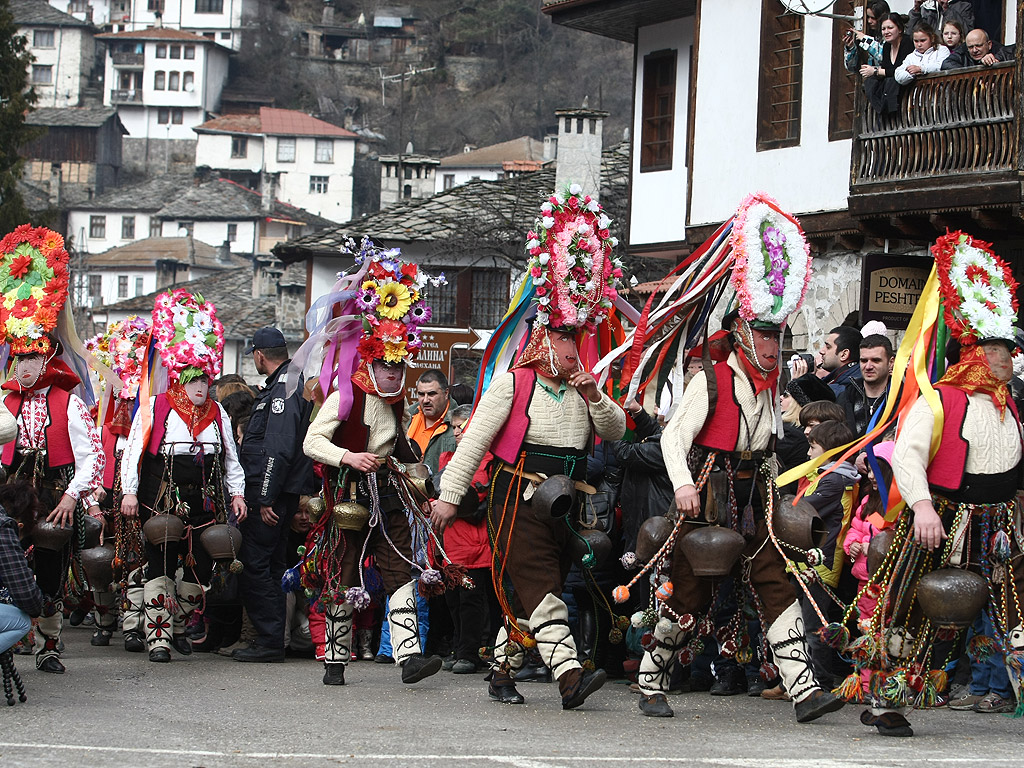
[860,253,931,331]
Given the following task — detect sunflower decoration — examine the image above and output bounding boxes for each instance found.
[0,224,71,356]
[342,236,446,365]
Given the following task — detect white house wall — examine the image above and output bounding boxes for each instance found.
[434,167,502,194]
[688,3,854,227]
[159,219,257,253]
[268,136,355,223]
[195,133,265,173]
[74,269,158,306]
[630,17,692,246]
[68,209,157,253]
[21,25,92,108]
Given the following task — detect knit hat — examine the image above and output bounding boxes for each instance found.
[151,289,224,384]
[785,373,836,406]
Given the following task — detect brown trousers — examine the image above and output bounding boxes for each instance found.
[337,497,416,596]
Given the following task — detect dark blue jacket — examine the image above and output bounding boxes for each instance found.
[240,360,315,505]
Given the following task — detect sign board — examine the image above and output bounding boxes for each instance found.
[860,253,932,331]
[406,326,490,397]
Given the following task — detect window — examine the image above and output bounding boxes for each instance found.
[156,44,167,58]
[171,109,183,124]
[135,277,144,295]
[89,215,106,239]
[564,117,571,132]
[31,65,52,85]
[195,0,223,12]
[118,275,128,298]
[220,32,231,41]
[150,218,161,237]
[183,72,193,91]
[404,166,413,180]
[231,137,247,158]
[277,137,296,162]
[828,0,856,141]
[168,72,180,91]
[33,30,55,48]
[184,45,195,60]
[403,184,412,199]
[154,71,165,90]
[576,118,584,133]
[640,50,676,172]
[147,0,163,11]
[443,173,455,190]
[415,167,422,179]
[121,216,135,239]
[315,139,333,163]
[158,108,170,124]
[589,119,597,134]
[757,0,803,151]
[385,164,392,178]
[309,176,329,193]
[227,223,237,242]
[88,275,102,299]
[178,221,194,235]
[170,45,181,59]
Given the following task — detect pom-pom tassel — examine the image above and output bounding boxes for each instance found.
[968,634,999,663]
[817,622,850,650]
[417,568,446,598]
[868,670,887,701]
[344,586,372,611]
[441,562,471,589]
[882,669,909,706]
[612,585,630,604]
[281,565,303,593]
[833,672,866,703]
[620,552,638,570]
[991,529,1012,561]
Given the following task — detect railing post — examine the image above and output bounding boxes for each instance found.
[849,0,869,190]
[1017,1,1024,175]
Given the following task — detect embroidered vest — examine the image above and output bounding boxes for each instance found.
[2,388,75,469]
[927,385,1021,494]
[694,363,743,452]
[145,393,232,457]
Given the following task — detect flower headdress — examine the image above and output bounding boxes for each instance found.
[933,231,1018,345]
[349,238,445,365]
[151,289,224,384]
[0,224,71,356]
[525,183,623,331]
[103,315,152,399]
[728,193,811,328]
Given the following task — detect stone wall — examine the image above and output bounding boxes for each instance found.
[122,138,197,175]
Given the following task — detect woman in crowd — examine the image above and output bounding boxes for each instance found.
[844,1,891,75]
[895,23,950,84]
[864,13,914,115]
[942,19,966,54]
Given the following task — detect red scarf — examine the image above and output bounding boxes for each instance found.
[2,357,82,394]
[166,383,216,439]
[736,348,780,396]
[937,344,1010,416]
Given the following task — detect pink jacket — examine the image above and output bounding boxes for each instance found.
[843,498,880,582]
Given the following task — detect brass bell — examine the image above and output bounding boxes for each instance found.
[32,520,74,551]
[570,529,613,566]
[867,529,895,575]
[916,568,988,627]
[679,525,745,577]
[636,516,674,563]
[403,463,435,499]
[531,475,576,519]
[306,496,326,523]
[333,501,370,531]
[774,495,828,552]
[142,514,184,546]
[82,514,104,549]
[81,543,116,590]
[199,524,242,560]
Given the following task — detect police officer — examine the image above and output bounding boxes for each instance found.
[233,327,315,662]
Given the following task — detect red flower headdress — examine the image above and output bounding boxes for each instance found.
[0,224,70,356]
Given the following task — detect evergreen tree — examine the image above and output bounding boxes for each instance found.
[0,0,37,232]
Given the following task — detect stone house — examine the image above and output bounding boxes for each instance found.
[12,0,96,108]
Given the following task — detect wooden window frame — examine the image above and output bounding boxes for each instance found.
[639,49,676,173]
[828,0,856,141]
[756,0,803,152]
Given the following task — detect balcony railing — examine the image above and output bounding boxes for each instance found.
[110,89,143,103]
[111,51,145,67]
[852,62,1016,185]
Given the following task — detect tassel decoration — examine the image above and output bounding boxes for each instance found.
[833,672,866,703]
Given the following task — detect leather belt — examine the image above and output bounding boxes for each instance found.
[499,463,597,495]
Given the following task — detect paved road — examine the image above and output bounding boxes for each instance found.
[2,626,1021,768]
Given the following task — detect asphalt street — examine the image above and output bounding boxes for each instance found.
[1,626,1021,768]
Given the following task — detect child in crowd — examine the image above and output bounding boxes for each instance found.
[796,420,860,691]
[895,22,950,84]
[798,400,846,440]
[942,19,965,52]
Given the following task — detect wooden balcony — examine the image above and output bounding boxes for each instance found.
[111,51,145,67]
[110,89,143,104]
[848,62,1024,238]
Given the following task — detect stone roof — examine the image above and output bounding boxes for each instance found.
[439,137,546,168]
[82,237,249,270]
[193,108,357,139]
[155,178,334,228]
[96,27,222,43]
[104,268,275,341]
[11,0,90,27]
[26,107,125,131]
[275,141,630,260]
[71,174,194,212]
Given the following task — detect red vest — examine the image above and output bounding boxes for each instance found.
[926,385,1021,494]
[2,388,75,469]
[145,393,232,456]
[329,385,417,463]
[694,363,743,452]
[490,368,537,464]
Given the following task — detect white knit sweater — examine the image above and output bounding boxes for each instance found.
[437,371,626,505]
[303,389,398,467]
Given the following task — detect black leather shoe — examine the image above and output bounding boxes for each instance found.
[323,663,346,685]
[559,667,608,710]
[860,708,913,737]
[171,635,192,656]
[515,658,552,683]
[374,653,394,664]
[795,689,845,723]
[639,693,674,717]
[91,628,113,647]
[124,631,146,653]
[37,656,65,674]
[232,645,286,663]
[710,672,747,696]
[747,677,767,697]
[149,648,171,663]
[68,607,88,627]
[401,653,442,684]
[488,672,525,704]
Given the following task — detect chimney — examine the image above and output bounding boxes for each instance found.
[322,5,334,24]
[218,240,232,264]
[48,163,62,208]
[186,233,196,265]
[554,104,608,201]
[261,171,278,214]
